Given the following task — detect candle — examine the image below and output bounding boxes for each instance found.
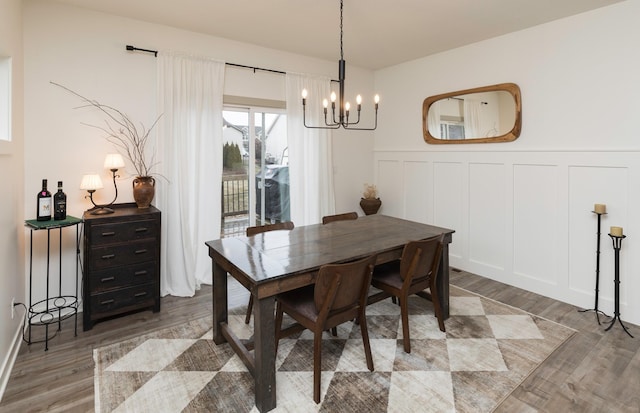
[610,226,623,237]
[594,204,606,214]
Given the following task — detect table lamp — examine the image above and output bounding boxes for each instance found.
[80,153,125,215]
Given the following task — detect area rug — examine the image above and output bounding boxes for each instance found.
[94,286,575,412]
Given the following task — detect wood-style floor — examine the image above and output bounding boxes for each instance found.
[1,270,639,412]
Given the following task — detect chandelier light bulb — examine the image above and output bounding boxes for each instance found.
[356,95,362,105]
[345,102,351,111]
[330,91,337,103]
[323,99,329,108]
[374,95,380,104]
[301,89,308,99]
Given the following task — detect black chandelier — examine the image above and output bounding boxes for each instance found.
[302,0,379,130]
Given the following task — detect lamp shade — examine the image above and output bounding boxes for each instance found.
[80,174,104,190]
[104,153,125,170]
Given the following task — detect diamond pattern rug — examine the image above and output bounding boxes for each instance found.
[94,286,575,412]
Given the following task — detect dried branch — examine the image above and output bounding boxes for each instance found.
[51,81,163,178]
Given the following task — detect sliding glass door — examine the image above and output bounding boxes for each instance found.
[221,107,288,237]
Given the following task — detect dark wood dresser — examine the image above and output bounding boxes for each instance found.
[82,203,161,330]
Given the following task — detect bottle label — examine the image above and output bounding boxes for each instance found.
[38,197,52,217]
[54,198,66,220]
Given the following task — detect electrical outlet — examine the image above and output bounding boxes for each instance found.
[11,297,15,319]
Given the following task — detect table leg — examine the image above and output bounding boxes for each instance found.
[436,243,450,319]
[253,295,276,412]
[45,228,51,351]
[212,260,228,345]
[28,229,33,345]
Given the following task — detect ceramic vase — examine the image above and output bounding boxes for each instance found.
[360,197,382,215]
[133,176,155,209]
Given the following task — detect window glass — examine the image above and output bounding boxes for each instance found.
[221,106,288,237]
[440,121,465,140]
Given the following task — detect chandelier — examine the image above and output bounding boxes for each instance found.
[302,0,379,130]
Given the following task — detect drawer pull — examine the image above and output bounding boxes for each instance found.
[134,270,148,276]
[134,249,148,255]
[101,231,116,237]
[100,276,115,283]
[100,299,115,306]
[135,227,149,233]
[134,292,148,298]
[101,254,116,260]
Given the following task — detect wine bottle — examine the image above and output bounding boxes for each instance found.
[37,179,52,221]
[54,181,67,220]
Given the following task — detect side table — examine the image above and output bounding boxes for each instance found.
[25,216,82,351]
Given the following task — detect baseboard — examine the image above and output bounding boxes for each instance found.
[0,321,23,403]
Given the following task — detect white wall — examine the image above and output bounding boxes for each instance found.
[0,0,25,401]
[22,1,375,309]
[374,1,640,325]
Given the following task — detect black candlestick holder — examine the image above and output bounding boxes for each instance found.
[606,233,633,338]
[579,211,610,324]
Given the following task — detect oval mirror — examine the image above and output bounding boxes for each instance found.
[422,83,522,144]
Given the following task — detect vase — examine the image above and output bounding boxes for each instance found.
[360,197,382,215]
[133,176,155,209]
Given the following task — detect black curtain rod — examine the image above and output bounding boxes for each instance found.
[126,45,157,57]
[126,44,285,75]
[126,44,340,82]
[225,62,285,75]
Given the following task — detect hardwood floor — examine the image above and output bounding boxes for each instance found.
[1,270,639,412]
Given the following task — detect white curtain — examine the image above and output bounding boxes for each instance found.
[156,52,225,296]
[285,73,335,225]
[428,101,442,138]
[464,100,481,138]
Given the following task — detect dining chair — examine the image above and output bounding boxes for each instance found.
[275,254,377,403]
[321,211,358,224]
[367,235,445,353]
[244,221,295,324]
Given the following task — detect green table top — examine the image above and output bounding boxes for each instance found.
[25,216,82,230]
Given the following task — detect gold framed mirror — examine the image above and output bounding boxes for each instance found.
[422,83,522,144]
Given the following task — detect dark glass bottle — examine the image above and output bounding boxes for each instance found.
[37,179,52,221]
[54,181,67,220]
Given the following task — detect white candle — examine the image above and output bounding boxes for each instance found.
[594,204,606,214]
[610,226,623,237]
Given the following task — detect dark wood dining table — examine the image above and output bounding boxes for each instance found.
[206,214,454,412]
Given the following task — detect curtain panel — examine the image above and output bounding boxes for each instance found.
[156,52,225,296]
[464,100,481,139]
[285,73,336,226]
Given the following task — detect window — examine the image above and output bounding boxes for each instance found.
[221,105,288,237]
[0,56,11,143]
[440,121,465,140]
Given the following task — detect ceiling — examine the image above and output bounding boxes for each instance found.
[52,0,623,70]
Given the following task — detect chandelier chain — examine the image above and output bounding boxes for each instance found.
[340,0,344,60]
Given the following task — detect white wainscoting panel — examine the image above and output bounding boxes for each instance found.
[512,164,559,285]
[372,150,640,326]
[403,161,431,223]
[468,163,506,270]
[568,165,629,314]
[376,160,402,217]
[433,162,464,259]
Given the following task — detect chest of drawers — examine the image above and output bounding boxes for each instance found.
[83,203,161,330]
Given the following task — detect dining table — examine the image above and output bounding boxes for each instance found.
[205,214,454,412]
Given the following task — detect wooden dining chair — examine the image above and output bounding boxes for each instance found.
[244,221,295,324]
[275,254,377,404]
[368,235,445,353]
[321,211,358,224]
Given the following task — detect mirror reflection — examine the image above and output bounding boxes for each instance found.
[422,83,521,144]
